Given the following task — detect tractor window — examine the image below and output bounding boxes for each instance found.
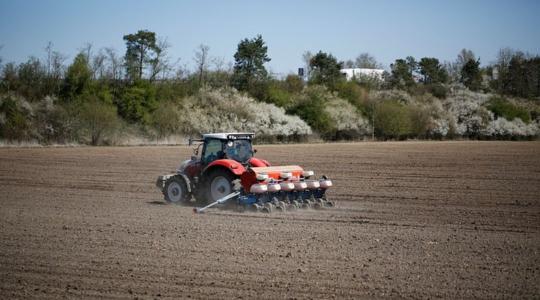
[224,139,253,163]
[202,139,223,164]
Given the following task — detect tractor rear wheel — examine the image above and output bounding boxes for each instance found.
[163,176,189,204]
[204,169,237,204]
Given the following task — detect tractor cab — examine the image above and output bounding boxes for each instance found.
[184,133,262,179]
[182,132,266,185]
[198,133,255,165]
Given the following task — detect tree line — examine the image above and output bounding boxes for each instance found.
[0,30,539,144]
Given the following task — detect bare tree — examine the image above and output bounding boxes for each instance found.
[457,49,475,68]
[149,38,172,81]
[0,44,4,70]
[174,62,190,80]
[443,49,476,83]
[443,49,478,83]
[79,43,93,63]
[50,51,67,79]
[194,44,210,86]
[209,56,232,88]
[443,61,460,83]
[355,53,381,69]
[92,49,107,79]
[104,47,122,80]
[212,56,226,72]
[496,47,515,71]
[344,59,355,68]
[45,41,53,76]
[44,42,67,94]
[226,61,234,73]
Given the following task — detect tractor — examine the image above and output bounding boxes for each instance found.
[156,133,334,213]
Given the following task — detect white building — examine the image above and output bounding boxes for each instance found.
[340,68,385,81]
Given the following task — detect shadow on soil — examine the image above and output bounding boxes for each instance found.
[147,200,167,205]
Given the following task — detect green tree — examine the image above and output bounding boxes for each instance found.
[264,81,291,107]
[309,51,343,89]
[17,57,46,101]
[460,58,482,91]
[78,96,120,145]
[390,57,417,89]
[284,74,304,94]
[231,35,271,93]
[287,86,334,137]
[0,97,30,140]
[418,57,448,84]
[62,53,92,101]
[123,30,162,81]
[374,100,412,139]
[1,62,19,92]
[151,101,181,139]
[408,105,432,138]
[116,81,157,124]
[335,80,368,113]
[498,55,540,98]
[487,96,531,123]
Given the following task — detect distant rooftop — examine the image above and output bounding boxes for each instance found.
[340,68,385,81]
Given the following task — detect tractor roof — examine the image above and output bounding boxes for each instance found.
[202,132,254,140]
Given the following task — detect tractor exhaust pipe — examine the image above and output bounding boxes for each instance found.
[193,191,241,214]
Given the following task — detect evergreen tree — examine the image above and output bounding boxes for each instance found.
[231,35,271,92]
[418,57,448,84]
[460,58,482,91]
[62,53,91,101]
[123,30,161,81]
[309,51,343,89]
[390,57,417,89]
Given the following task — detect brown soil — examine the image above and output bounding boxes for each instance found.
[1,141,539,299]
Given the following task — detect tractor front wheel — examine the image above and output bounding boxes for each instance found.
[163,176,190,204]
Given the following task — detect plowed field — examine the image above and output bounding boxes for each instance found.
[1,141,539,299]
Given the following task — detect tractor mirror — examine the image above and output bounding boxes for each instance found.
[253,149,258,153]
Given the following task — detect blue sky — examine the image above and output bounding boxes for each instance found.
[1,0,539,75]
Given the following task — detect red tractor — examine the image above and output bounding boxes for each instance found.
[156,133,333,213]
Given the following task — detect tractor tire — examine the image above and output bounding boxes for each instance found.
[204,168,237,204]
[163,176,190,204]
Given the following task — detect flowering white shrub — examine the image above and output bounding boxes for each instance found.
[455,114,486,136]
[430,118,451,136]
[371,89,413,104]
[178,88,312,137]
[482,118,540,137]
[324,97,370,134]
[442,88,539,138]
[367,86,539,139]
